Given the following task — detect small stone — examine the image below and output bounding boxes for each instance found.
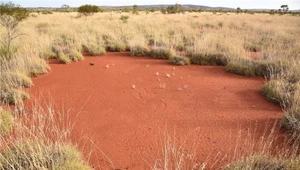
[156,72,159,76]
[132,84,136,89]
[90,63,94,66]
[166,74,171,78]
[172,67,175,70]
[160,83,166,89]
[105,64,109,68]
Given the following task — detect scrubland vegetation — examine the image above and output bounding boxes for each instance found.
[1,2,300,169]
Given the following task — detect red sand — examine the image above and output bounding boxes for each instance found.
[25,52,283,169]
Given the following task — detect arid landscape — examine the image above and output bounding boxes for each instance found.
[0,2,300,170]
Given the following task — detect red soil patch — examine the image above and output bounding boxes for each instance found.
[247,51,262,60]
[25,52,283,169]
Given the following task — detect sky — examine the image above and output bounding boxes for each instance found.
[1,0,300,10]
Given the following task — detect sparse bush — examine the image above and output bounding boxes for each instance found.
[130,46,149,57]
[0,108,13,135]
[169,56,190,65]
[149,48,175,60]
[78,4,99,16]
[189,52,228,66]
[0,2,29,59]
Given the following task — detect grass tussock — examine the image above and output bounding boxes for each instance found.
[145,127,205,170]
[0,100,92,170]
[105,43,128,52]
[225,59,256,77]
[0,140,90,170]
[169,56,191,66]
[83,43,106,56]
[1,72,33,88]
[57,52,71,64]
[67,50,84,62]
[224,155,300,170]
[149,47,176,60]
[0,108,13,135]
[188,52,228,66]
[27,57,50,76]
[0,88,30,105]
[130,46,149,57]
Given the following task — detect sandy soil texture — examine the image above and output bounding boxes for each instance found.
[25,52,283,169]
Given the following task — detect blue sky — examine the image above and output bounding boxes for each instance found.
[1,0,300,10]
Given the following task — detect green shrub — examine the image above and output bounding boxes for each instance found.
[188,52,228,66]
[1,72,32,88]
[67,50,84,62]
[130,46,149,57]
[0,140,90,170]
[169,56,191,65]
[225,59,256,77]
[0,108,13,135]
[0,88,29,105]
[78,4,99,16]
[57,52,71,64]
[149,48,175,60]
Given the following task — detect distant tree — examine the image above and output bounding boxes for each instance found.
[166,3,182,14]
[236,7,242,13]
[78,4,99,16]
[132,4,139,15]
[161,8,167,14]
[150,8,156,12]
[269,9,275,15]
[61,4,70,12]
[61,4,70,9]
[0,2,29,59]
[280,5,289,13]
